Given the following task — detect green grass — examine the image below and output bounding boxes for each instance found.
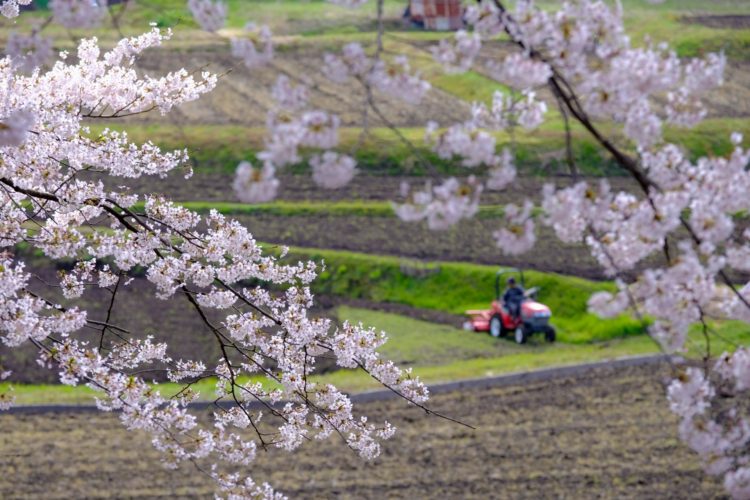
[87,118,750,180]
[0,328,660,406]
[619,3,750,60]
[132,199,509,218]
[339,306,509,366]
[271,245,645,344]
[5,308,748,406]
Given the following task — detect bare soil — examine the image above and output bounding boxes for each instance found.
[0,362,724,498]
[122,173,642,204]
[684,14,750,30]
[117,39,750,131]
[0,251,477,383]
[0,259,343,383]
[125,46,469,128]
[230,212,654,280]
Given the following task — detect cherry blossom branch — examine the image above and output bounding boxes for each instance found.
[98,271,124,352]
[550,84,578,178]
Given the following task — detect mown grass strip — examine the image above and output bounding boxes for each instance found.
[132,200,510,219]
[5,316,746,406]
[4,302,748,406]
[0,334,659,406]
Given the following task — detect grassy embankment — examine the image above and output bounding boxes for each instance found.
[132,199,512,218]
[89,118,750,179]
[283,245,644,343]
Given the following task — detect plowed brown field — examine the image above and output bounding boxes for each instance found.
[0,363,724,499]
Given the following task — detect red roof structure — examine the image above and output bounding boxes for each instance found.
[407,0,464,31]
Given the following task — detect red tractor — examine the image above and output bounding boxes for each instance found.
[464,268,556,344]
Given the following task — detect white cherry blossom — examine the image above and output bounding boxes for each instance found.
[487,53,552,90]
[0,109,34,147]
[486,148,517,191]
[49,0,106,29]
[5,32,53,72]
[394,177,483,230]
[232,161,280,203]
[431,30,482,73]
[0,0,31,18]
[310,152,358,189]
[493,200,536,255]
[188,0,226,32]
[231,25,273,69]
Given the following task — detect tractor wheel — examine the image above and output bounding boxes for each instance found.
[514,326,528,345]
[544,326,556,343]
[489,314,506,338]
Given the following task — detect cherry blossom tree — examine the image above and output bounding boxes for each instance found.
[1,0,750,498]
[194,1,750,496]
[420,3,749,495]
[0,4,436,498]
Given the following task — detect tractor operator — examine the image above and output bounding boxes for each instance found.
[503,277,524,320]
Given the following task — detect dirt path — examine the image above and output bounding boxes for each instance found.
[0,362,723,498]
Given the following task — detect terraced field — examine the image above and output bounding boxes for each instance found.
[0,362,723,498]
[1,2,749,497]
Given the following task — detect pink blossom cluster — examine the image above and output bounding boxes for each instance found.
[493,200,536,256]
[5,32,53,72]
[436,0,726,156]
[311,151,358,189]
[231,24,273,70]
[431,30,482,73]
[0,108,34,147]
[188,0,226,32]
[464,0,504,39]
[395,113,520,230]
[427,89,546,174]
[50,0,107,29]
[324,43,431,104]
[502,1,723,149]
[270,74,308,111]
[234,75,358,202]
[412,87,544,217]
[232,161,279,203]
[486,147,516,191]
[469,90,548,132]
[486,53,552,91]
[427,121,498,168]
[394,176,483,230]
[0,27,429,498]
[0,0,30,19]
[667,363,750,498]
